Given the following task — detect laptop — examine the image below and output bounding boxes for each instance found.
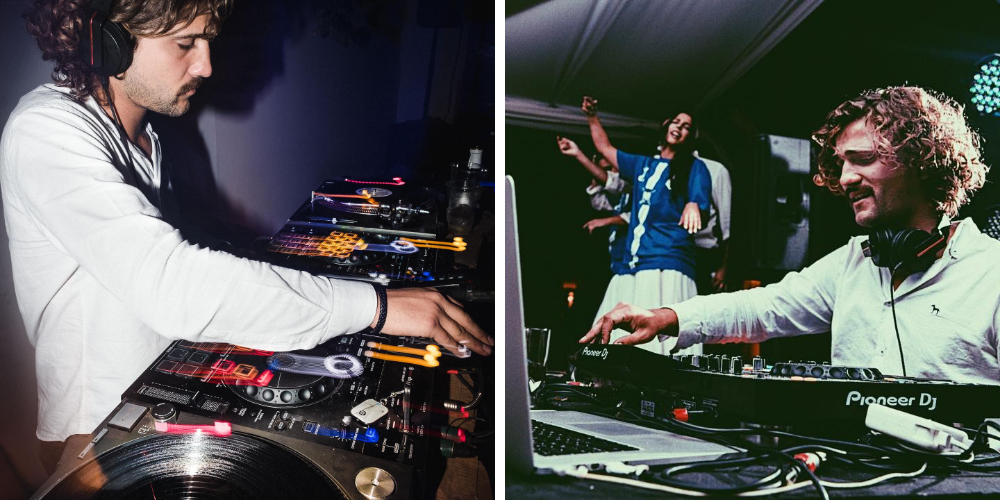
[504,176,740,476]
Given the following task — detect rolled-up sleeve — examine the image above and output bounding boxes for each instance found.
[669,244,845,350]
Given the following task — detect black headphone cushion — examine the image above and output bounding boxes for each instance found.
[79,9,133,77]
[867,227,943,273]
[99,20,133,76]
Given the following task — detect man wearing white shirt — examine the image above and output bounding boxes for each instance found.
[3,0,491,474]
[581,86,998,385]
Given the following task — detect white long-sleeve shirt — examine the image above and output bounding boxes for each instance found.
[671,218,1000,385]
[585,170,629,212]
[0,84,377,441]
[693,156,731,249]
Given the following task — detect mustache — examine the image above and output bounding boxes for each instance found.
[178,78,204,96]
[844,186,873,200]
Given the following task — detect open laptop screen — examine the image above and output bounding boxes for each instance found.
[504,176,534,476]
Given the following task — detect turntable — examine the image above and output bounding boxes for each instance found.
[261,179,474,288]
[289,179,440,239]
[31,333,469,500]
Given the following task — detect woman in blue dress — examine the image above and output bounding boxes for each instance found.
[581,96,712,355]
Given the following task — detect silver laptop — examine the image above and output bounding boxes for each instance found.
[504,176,740,475]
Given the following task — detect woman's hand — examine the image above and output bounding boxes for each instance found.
[679,202,702,234]
[556,136,580,157]
[581,96,598,116]
[582,217,612,233]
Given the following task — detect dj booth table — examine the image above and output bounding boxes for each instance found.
[511,347,1000,500]
[507,463,1000,498]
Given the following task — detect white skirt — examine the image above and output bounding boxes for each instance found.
[593,269,702,356]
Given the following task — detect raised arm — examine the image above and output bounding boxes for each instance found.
[582,96,618,170]
[557,136,608,184]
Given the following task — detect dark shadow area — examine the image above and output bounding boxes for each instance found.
[154,0,494,243]
[149,0,296,244]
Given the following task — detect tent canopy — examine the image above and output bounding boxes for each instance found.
[506,0,823,129]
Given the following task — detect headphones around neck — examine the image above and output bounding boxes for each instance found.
[79,0,133,77]
[861,227,947,276]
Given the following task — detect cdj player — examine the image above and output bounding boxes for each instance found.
[32,332,479,500]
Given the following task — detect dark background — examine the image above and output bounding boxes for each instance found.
[506,0,1000,372]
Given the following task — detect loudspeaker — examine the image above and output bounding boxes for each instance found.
[79,0,133,77]
[861,227,946,275]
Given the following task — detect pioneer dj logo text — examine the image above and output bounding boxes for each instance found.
[581,346,609,360]
[845,391,937,411]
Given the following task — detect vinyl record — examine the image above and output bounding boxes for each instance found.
[40,432,345,499]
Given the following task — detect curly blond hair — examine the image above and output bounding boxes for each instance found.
[812,86,988,218]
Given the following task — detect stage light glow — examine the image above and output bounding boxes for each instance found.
[343,177,406,186]
[970,54,1000,116]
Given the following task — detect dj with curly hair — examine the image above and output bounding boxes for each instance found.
[581,86,1000,385]
[1,0,490,475]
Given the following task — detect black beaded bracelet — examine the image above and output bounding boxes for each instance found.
[368,283,388,335]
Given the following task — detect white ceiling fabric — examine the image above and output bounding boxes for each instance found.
[506,0,824,130]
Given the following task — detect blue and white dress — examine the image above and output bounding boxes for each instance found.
[594,151,712,355]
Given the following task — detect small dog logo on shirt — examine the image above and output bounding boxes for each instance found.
[931,305,940,316]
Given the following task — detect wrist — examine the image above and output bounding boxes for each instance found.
[655,308,679,337]
[367,284,388,334]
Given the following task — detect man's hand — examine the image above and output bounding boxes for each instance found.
[581,96,598,116]
[556,136,581,157]
[376,288,493,356]
[679,202,702,234]
[579,303,678,346]
[712,266,727,292]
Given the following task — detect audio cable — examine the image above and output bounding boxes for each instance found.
[887,263,907,377]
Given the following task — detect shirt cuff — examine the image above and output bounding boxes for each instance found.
[604,171,626,194]
[585,184,602,196]
[328,279,380,336]
[619,212,631,224]
[662,301,708,350]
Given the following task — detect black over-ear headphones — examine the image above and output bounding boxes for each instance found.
[861,227,947,275]
[79,0,133,77]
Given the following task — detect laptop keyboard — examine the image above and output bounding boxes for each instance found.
[531,420,639,456]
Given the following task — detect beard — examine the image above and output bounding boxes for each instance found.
[121,71,203,117]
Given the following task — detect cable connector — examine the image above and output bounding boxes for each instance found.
[785,451,825,484]
[670,408,714,422]
[866,403,971,453]
[794,451,825,472]
[439,439,477,457]
[603,461,649,476]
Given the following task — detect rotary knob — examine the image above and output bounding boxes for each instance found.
[151,403,176,423]
[355,467,395,499]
